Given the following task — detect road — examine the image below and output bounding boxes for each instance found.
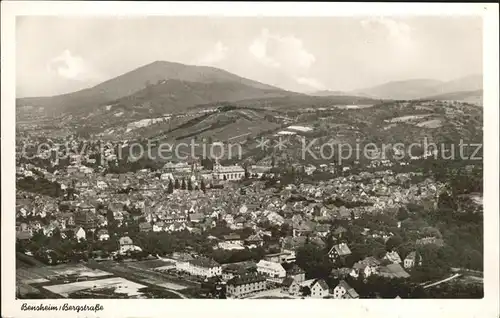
[422,273,462,289]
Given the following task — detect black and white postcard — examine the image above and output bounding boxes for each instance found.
[2,2,499,318]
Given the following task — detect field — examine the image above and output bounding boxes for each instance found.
[417,119,443,128]
[16,258,189,299]
[127,259,171,269]
[387,114,431,123]
[89,260,197,295]
[16,258,115,299]
[17,264,110,283]
[44,277,146,297]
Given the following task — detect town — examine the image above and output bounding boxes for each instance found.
[15,129,483,299]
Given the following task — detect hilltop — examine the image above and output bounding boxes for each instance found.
[16,60,288,116]
[422,90,483,106]
[352,75,482,101]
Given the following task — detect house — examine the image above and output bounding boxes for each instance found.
[227,274,267,298]
[403,251,422,269]
[168,222,186,232]
[286,265,305,283]
[292,222,313,237]
[96,229,110,241]
[416,237,445,247]
[153,221,166,232]
[223,233,243,245]
[256,260,286,278]
[61,213,75,227]
[315,224,330,237]
[16,223,33,240]
[263,251,295,264]
[75,227,86,241]
[189,213,204,223]
[331,267,353,279]
[217,241,245,250]
[333,280,359,299]
[332,226,347,238]
[182,257,222,278]
[96,180,108,189]
[245,234,264,247]
[377,263,410,279]
[173,253,196,271]
[281,236,307,251]
[352,256,381,278]
[221,261,257,281]
[300,279,329,298]
[233,216,245,229]
[223,214,234,224]
[328,243,352,261]
[281,277,301,295]
[16,228,33,241]
[282,250,297,263]
[119,236,141,253]
[74,210,96,230]
[212,161,245,181]
[139,222,153,232]
[383,251,402,264]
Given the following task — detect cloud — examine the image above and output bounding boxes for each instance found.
[249,28,316,71]
[361,17,413,50]
[47,50,103,81]
[295,77,325,90]
[196,41,229,66]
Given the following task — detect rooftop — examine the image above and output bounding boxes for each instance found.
[189,257,220,268]
[331,243,352,256]
[378,263,410,278]
[227,273,266,286]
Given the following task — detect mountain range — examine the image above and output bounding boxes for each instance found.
[17,61,483,118]
[310,75,482,102]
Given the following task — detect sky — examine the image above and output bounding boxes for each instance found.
[16,16,483,97]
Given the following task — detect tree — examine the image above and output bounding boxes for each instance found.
[438,191,457,213]
[296,243,333,279]
[385,235,403,251]
[181,179,186,190]
[167,179,174,194]
[201,158,214,170]
[244,167,250,179]
[187,179,193,191]
[200,179,206,193]
[174,179,180,189]
[280,223,292,237]
[300,286,311,297]
[397,207,409,221]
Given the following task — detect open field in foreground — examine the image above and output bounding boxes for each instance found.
[44,277,147,297]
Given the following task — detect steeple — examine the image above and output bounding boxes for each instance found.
[214,157,221,172]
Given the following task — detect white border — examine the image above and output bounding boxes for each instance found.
[2,2,499,318]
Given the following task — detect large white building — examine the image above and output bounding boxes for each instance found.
[177,257,222,278]
[256,260,286,278]
[163,161,193,173]
[212,160,245,181]
[227,274,267,298]
[118,236,142,254]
